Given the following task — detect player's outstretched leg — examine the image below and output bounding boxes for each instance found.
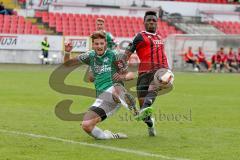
[144,116,156,136]
[137,69,174,136]
[113,84,139,116]
[124,92,139,116]
[138,68,174,121]
[135,91,156,121]
[82,110,127,140]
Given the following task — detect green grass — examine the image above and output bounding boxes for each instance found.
[0,64,240,160]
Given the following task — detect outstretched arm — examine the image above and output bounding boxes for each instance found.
[112,71,134,82]
[63,42,81,66]
[124,48,134,61]
[114,51,135,81]
[124,33,144,61]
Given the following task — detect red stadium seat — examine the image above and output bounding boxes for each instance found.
[209,20,240,35]
[31,29,39,34]
[0,15,48,35]
[41,11,48,17]
[38,29,45,35]
[17,28,24,34]
[2,28,10,33]
[35,11,42,18]
[42,15,49,23]
[30,12,183,37]
[10,28,17,34]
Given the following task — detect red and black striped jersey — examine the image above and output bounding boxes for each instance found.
[226,52,236,62]
[236,53,240,63]
[127,31,168,73]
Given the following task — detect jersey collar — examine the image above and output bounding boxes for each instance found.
[96,49,108,58]
[142,31,157,35]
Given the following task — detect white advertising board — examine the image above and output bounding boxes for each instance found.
[0,34,63,51]
[64,36,90,52]
[26,0,56,10]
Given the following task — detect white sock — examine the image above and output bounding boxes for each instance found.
[119,97,129,110]
[89,127,112,140]
[113,85,130,110]
[117,91,131,110]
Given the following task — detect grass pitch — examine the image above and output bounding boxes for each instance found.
[0,64,239,160]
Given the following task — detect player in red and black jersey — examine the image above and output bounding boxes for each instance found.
[211,48,227,72]
[236,48,240,71]
[184,46,199,70]
[226,48,238,72]
[211,51,221,71]
[125,11,174,136]
[196,47,210,71]
[126,24,168,73]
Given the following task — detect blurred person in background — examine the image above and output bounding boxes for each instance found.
[235,48,240,71]
[196,47,210,71]
[95,18,117,50]
[218,47,228,72]
[226,48,238,72]
[211,47,227,72]
[184,46,200,71]
[41,37,50,64]
[0,2,9,15]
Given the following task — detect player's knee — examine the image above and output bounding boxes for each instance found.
[81,120,95,133]
[163,82,173,89]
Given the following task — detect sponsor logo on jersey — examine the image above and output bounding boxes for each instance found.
[153,39,164,45]
[94,64,111,74]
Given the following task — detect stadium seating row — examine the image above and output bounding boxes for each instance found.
[0,14,45,34]
[209,21,240,34]
[35,11,183,37]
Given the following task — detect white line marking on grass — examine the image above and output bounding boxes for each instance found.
[0,129,190,160]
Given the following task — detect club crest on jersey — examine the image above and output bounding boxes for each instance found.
[103,57,109,63]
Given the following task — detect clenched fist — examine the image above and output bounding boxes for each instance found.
[64,41,73,52]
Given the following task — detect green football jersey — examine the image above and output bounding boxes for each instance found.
[78,49,127,96]
[105,32,116,50]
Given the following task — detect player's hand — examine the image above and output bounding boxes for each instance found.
[113,73,126,81]
[88,71,95,82]
[64,41,73,52]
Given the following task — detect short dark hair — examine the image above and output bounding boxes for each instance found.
[90,31,106,42]
[144,11,157,21]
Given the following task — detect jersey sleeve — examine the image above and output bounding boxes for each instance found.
[107,32,117,48]
[108,32,114,41]
[127,33,144,53]
[77,52,91,65]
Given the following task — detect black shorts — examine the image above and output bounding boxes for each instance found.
[88,86,120,121]
[89,106,107,121]
[42,50,48,58]
[186,59,195,64]
[136,71,157,99]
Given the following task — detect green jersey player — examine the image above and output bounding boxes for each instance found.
[87,18,117,82]
[95,18,117,50]
[64,31,137,140]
